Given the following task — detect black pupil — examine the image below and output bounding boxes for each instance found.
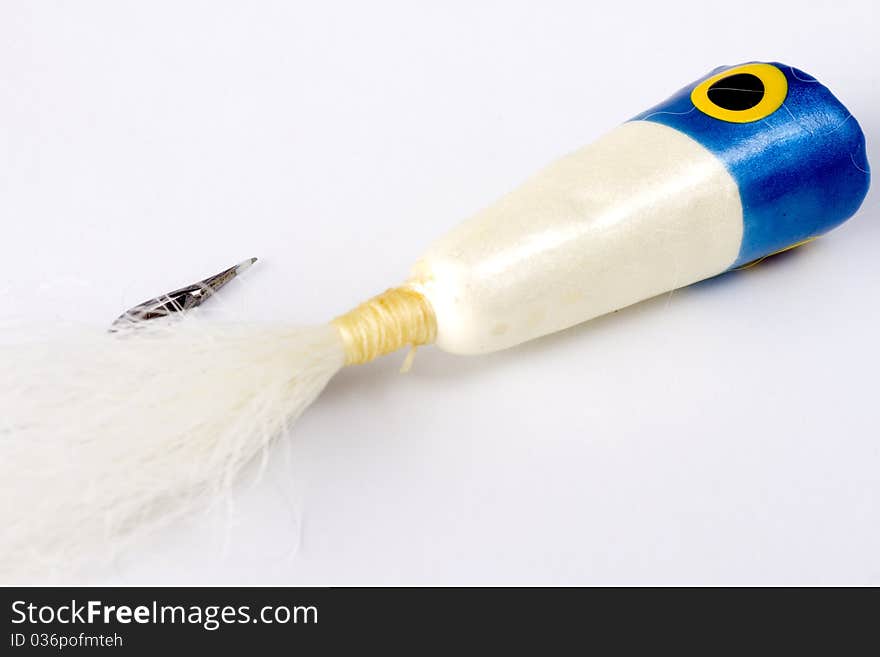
[707,73,765,111]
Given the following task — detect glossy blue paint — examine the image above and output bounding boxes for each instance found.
[632,63,870,267]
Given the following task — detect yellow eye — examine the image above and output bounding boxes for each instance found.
[691,63,788,123]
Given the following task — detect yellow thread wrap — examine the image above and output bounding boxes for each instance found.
[332,287,437,366]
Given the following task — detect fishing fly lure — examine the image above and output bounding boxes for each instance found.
[0,62,870,575]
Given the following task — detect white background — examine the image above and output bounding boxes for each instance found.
[1,1,878,584]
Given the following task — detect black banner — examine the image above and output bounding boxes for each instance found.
[1,586,875,653]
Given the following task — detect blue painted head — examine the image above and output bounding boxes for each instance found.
[632,62,870,267]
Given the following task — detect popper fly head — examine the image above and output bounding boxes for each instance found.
[412,61,871,354]
[633,62,870,267]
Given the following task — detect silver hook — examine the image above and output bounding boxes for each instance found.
[111,258,257,328]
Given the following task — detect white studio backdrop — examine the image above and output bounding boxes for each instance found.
[1,0,878,584]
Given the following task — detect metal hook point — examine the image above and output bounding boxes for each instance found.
[111,257,258,328]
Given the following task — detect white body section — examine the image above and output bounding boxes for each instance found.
[410,121,744,355]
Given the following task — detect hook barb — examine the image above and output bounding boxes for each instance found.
[111,258,257,328]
